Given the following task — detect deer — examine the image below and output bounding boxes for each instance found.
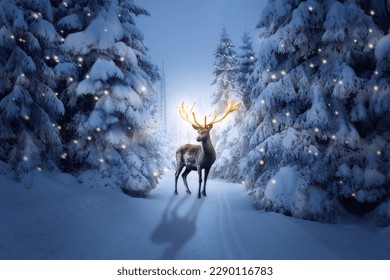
[174,99,240,198]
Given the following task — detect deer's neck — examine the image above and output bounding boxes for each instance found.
[201,136,216,159]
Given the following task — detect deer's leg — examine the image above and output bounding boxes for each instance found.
[181,168,192,194]
[174,164,185,195]
[197,167,202,198]
[202,168,210,197]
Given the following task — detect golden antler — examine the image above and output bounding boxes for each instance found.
[207,98,241,126]
[178,101,201,127]
[178,99,240,129]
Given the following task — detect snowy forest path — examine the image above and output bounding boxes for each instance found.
[217,184,245,259]
[1,170,390,259]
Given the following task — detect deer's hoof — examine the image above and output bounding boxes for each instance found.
[186,190,191,194]
[197,193,201,199]
[174,191,178,195]
[202,191,207,197]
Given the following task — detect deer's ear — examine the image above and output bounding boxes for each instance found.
[192,125,200,130]
[206,124,213,130]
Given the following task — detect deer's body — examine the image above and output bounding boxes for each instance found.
[175,99,239,198]
[177,144,202,171]
[175,128,216,198]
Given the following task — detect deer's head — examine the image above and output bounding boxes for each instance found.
[178,99,240,143]
[193,124,213,142]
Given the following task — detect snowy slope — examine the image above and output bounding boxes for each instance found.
[1,169,389,260]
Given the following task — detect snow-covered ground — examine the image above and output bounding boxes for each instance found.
[1,169,389,260]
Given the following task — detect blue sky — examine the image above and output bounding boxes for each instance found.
[137,0,267,116]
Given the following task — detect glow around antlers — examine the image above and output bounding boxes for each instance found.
[178,98,241,128]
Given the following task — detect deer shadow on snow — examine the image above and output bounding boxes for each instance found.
[151,194,205,259]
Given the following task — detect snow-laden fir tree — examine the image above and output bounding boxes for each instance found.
[56,0,165,193]
[237,0,389,222]
[211,28,237,114]
[0,0,64,177]
[319,0,389,220]
[211,32,256,181]
[209,28,239,179]
[363,1,390,226]
[236,32,257,110]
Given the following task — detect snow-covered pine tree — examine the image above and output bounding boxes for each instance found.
[320,0,388,218]
[238,0,389,222]
[239,0,331,221]
[363,2,390,226]
[211,32,256,181]
[209,28,240,179]
[0,0,64,177]
[236,32,257,110]
[156,62,175,166]
[211,28,237,114]
[56,0,165,194]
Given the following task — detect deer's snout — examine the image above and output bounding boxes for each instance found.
[196,136,201,142]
